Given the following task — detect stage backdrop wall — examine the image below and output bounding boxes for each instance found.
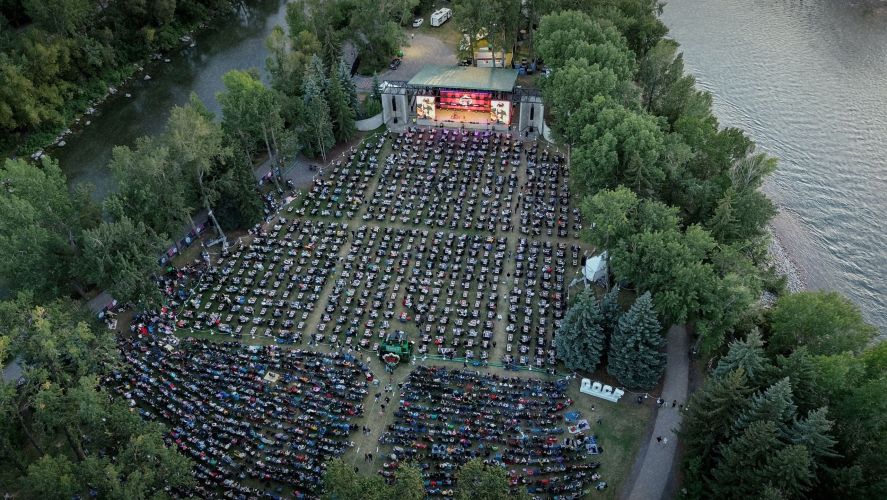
[382,94,409,126]
[518,101,544,135]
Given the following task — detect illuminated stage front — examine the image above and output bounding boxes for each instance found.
[433,108,495,125]
[415,92,513,129]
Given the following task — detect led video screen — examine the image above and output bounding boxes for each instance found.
[439,90,492,112]
[490,100,511,124]
[416,95,436,120]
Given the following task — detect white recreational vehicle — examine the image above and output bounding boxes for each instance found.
[430,8,452,27]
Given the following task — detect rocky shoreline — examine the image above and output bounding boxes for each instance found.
[767,224,807,293]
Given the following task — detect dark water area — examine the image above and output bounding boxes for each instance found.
[53,0,290,199]
[661,0,887,331]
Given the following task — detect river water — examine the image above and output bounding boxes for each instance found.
[661,0,887,331]
[54,0,289,199]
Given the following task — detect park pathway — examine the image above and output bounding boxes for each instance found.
[623,325,690,500]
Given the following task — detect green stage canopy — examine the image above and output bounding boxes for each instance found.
[408,65,519,93]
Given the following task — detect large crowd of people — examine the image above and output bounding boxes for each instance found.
[322,226,508,360]
[108,336,372,497]
[379,366,603,498]
[173,127,586,367]
[178,219,346,343]
[104,126,609,497]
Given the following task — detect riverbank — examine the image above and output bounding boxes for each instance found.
[661,0,887,332]
[767,220,807,294]
[7,6,244,161]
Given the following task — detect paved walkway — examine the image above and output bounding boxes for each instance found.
[623,325,690,500]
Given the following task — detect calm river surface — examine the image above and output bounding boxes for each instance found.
[661,0,887,331]
[54,0,289,199]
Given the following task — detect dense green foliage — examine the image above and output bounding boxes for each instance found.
[0,0,243,154]
[284,0,407,74]
[0,298,193,497]
[319,458,529,500]
[537,3,885,497]
[607,291,665,389]
[555,287,667,389]
[1,91,261,306]
[680,304,887,498]
[455,458,531,500]
[537,2,775,354]
[555,288,607,372]
[766,291,877,356]
[0,156,100,300]
[321,459,426,500]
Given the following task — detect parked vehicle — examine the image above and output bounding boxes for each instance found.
[412,18,424,28]
[430,8,452,27]
[389,57,402,70]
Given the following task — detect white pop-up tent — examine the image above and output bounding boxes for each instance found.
[584,251,608,283]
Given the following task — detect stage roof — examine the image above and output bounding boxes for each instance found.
[408,65,519,93]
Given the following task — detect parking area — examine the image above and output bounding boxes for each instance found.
[354,32,457,91]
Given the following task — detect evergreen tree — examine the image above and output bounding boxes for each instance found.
[370,74,382,103]
[336,57,359,113]
[713,330,770,383]
[213,157,263,230]
[598,284,621,334]
[762,444,815,499]
[607,292,666,389]
[789,407,839,462]
[679,368,753,465]
[732,377,797,435]
[304,91,335,161]
[326,64,356,143]
[554,289,606,372]
[772,348,821,414]
[302,59,335,160]
[305,54,328,91]
[710,420,782,498]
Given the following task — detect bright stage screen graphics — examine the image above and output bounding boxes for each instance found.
[416,96,436,120]
[490,100,511,124]
[439,89,492,112]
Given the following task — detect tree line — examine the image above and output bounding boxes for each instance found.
[321,457,530,500]
[536,1,885,496]
[0,0,246,155]
[0,0,415,156]
[537,1,778,358]
[681,293,883,498]
[0,295,194,497]
[0,90,264,308]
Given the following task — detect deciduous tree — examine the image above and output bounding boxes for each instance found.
[78,216,164,306]
[455,458,530,500]
[767,291,876,356]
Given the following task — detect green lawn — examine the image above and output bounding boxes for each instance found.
[573,389,651,499]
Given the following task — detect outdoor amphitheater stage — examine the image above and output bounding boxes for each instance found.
[381,65,544,134]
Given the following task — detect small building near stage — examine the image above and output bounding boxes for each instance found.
[380,65,544,135]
